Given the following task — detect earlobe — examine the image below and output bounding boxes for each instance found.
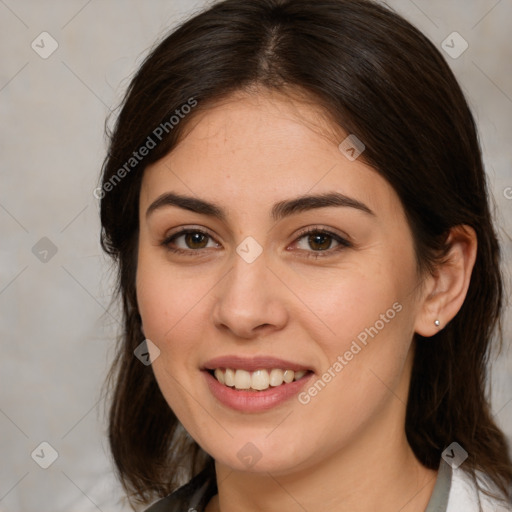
[414,225,477,338]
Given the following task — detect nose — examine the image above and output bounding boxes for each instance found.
[211,250,289,340]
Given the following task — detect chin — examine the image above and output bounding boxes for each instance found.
[205,435,314,475]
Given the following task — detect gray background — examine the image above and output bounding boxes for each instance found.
[0,1,511,511]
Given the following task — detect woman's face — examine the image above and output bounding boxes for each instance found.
[136,90,427,475]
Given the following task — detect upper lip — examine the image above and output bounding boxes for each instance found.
[202,356,313,373]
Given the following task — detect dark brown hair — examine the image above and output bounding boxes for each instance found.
[99,0,512,507]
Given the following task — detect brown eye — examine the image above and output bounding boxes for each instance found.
[293,228,351,259]
[183,232,209,249]
[307,232,334,251]
[162,229,219,254]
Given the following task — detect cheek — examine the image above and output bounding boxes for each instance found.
[288,255,408,350]
[308,275,411,394]
[135,247,223,395]
[136,245,202,341]
[291,247,417,404]
[136,250,198,365]
[135,252,209,426]
[295,289,412,456]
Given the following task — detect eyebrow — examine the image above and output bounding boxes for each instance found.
[146,191,375,222]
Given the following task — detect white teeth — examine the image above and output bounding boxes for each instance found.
[213,368,309,391]
[224,368,235,387]
[234,369,251,389]
[214,368,225,385]
[294,370,307,380]
[283,370,294,383]
[251,370,269,390]
[269,368,284,386]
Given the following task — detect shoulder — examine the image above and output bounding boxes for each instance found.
[447,467,512,512]
[143,467,217,512]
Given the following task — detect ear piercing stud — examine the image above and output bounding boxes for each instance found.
[434,319,440,327]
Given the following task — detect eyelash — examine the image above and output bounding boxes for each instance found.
[161,226,352,259]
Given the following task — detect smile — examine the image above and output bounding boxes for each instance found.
[211,368,309,391]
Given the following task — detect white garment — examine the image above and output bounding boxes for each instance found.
[447,467,512,511]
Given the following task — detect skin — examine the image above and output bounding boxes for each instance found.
[136,89,477,512]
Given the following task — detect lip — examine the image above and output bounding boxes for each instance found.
[202,368,314,413]
[202,355,313,373]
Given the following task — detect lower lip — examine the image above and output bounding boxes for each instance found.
[203,371,313,412]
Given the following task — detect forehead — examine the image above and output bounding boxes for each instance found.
[172,89,344,168]
[140,90,402,220]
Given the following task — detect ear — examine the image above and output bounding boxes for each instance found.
[414,225,477,337]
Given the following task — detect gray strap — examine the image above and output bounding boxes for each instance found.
[425,460,452,512]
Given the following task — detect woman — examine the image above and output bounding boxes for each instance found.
[99,0,512,510]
